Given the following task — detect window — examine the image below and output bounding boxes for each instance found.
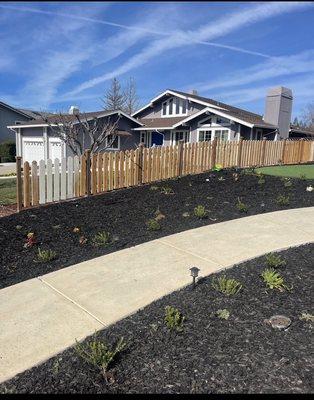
[172,131,189,144]
[140,132,148,146]
[168,98,173,115]
[161,97,188,117]
[198,130,212,142]
[214,129,229,141]
[106,134,119,149]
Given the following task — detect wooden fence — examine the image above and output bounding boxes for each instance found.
[16,138,314,211]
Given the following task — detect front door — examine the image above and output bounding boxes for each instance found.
[151,131,163,146]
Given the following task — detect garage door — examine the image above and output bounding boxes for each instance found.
[22,138,44,163]
[48,138,62,161]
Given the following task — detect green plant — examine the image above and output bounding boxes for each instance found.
[261,268,288,291]
[216,309,230,320]
[257,174,265,185]
[276,194,290,206]
[160,186,175,195]
[91,231,111,247]
[0,140,16,162]
[212,275,243,296]
[265,253,286,269]
[212,164,223,172]
[194,205,207,219]
[164,306,185,332]
[150,185,159,191]
[146,218,161,231]
[282,178,293,188]
[300,174,307,180]
[34,248,57,263]
[75,335,126,380]
[236,197,248,213]
[300,312,314,322]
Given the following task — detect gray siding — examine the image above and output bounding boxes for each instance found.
[0,105,30,142]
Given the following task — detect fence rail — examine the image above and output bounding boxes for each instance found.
[16,138,314,211]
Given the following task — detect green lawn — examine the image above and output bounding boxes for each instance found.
[0,178,16,205]
[254,165,314,179]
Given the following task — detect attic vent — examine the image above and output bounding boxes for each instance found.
[69,105,80,115]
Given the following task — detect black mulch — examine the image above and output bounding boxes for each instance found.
[1,244,313,394]
[1,167,314,289]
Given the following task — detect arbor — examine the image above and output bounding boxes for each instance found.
[41,112,121,156]
[102,78,125,111]
[123,77,140,115]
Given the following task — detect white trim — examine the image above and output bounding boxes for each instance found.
[105,135,120,151]
[132,89,227,117]
[161,97,188,118]
[170,130,190,145]
[132,126,173,131]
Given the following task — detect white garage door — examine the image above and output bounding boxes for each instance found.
[22,138,44,163]
[48,138,62,161]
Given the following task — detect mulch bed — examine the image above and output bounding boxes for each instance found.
[0,168,314,290]
[1,243,313,394]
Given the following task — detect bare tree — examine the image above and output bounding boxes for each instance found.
[123,77,140,115]
[301,102,314,128]
[102,77,125,111]
[41,112,121,156]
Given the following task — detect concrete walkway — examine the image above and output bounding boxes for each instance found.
[1,207,313,383]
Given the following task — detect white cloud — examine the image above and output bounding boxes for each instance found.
[67,1,313,96]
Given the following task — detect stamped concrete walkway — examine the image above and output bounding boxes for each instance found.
[1,207,313,383]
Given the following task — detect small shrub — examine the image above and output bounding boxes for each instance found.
[75,335,126,380]
[23,232,37,248]
[146,218,161,231]
[276,194,290,206]
[216,309,230,320]
[282,178,292,188]
[150,185,159,191]
[164,306,185,332]
[300,312,314,323]
[34,248,57,263]
[299,174,307,180]
[194,205,207,219]
[265,253,286,269]
[261,268,288,291]
[91,231,111,247]
[212,275,242,296]
[236,197,248,213]
[160,186,175,195]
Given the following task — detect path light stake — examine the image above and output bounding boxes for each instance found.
[190,267,200,289]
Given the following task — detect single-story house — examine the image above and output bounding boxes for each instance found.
[132,87,314,147]
[8,109,143,163]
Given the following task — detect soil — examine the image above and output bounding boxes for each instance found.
[1,168,314,290]
[1,244,313,394]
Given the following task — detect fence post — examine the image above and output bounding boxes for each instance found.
[177,139,184,176]
[85,149,91,196]
[137,143,144,184]
[299,138,304,164]
[236,137,243,168]
[16,156,22,212]
[281,139,287,164]
[261,138,267,166]
[210,138,217,169]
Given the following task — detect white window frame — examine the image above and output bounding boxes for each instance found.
[105,134,120,150]
[161,97,188,117]
[171,130,190,145]
[197,114,230,128]
[197,129,212,142]
[197,127,231,142]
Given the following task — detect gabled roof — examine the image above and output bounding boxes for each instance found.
[289,125,314,135]
[17,109,54,119]
[0,100,34,119]
[132,89,278,129]
[7,109,143,129]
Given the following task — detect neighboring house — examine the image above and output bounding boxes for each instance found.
[132,87,314,146]
[7,108,143,163]
[0,101,36,143]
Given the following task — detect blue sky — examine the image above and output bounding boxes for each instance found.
[0,1,313,119]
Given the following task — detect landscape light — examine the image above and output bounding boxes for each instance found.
[190,267,200,289]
